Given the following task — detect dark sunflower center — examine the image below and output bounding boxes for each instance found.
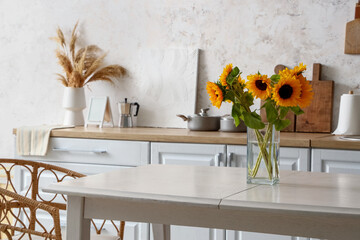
[255,80,267,91]
[279,84,293,99]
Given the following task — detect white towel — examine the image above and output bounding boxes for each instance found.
[16,125,74,156]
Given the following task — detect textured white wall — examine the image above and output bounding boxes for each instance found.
[0,0,359,157]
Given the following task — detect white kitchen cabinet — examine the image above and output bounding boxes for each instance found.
[312,148,360,174]
[226,145,310,240]
[15,137,150,240]
[226,145,310,171]
[151,142,226,240]
[18,137,150,166]
[151,142,226,167]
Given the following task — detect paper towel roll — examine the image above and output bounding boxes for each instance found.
[333,93,360,135]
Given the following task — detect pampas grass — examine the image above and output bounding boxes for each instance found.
[52,22,126,88]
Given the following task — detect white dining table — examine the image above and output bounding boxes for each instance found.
[43,164,360,240]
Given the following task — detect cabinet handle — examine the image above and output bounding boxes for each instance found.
[227,153,234,167]
[223,153,227,167]
[215,153,222,167]
[52,148,107,154]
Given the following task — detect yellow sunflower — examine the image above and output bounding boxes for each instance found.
[206,81,223,108]
[246,74,272,100]
[297,74,313,108]
[293,63,307,75]
[279,67,292,77]
[279,63,307,77]
[219,64,233,86]
[272,74,301,107]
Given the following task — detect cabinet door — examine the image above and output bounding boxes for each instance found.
[227,145,310,171]
[151,142,226,167]
[151,142,226,240]
[226,145,310,240]
[312,148,360,174]
[15,162,149,240]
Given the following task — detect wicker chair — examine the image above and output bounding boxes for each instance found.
[0,159,125,240]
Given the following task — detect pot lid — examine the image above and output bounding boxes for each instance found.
[198,108,209,116]
[221,114,234,120]
[190,108,220,118]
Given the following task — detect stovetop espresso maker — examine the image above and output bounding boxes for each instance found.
[117,98,140,128]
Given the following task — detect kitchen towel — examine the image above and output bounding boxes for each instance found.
[333,93,360,135]
[16,125,74,156]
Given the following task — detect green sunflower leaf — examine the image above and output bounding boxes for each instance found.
[230,67,240,77]
[279,107,289,119]
[232,113,241,127]
[243,111,265,129]
[232,104,242,126]
[264,101,278,123]
[227,77,236,85]
[239,105,247,115]
[224,91,235,103]
[232,103,241,115]
[290,106,304,115]
[244,92,254,106]
[251,111,262,120]
[274,119,291,131]
[227,67,240,85]
[270,74,280,82]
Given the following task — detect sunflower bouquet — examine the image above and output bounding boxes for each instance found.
[206,63,313,184]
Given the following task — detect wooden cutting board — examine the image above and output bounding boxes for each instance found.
[345,2,360,54]
[260,64,295,132]
[296,63,334,133]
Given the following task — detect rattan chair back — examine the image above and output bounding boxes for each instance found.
[0,159,125,240]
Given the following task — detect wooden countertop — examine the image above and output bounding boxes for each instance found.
[15,127,360,149]
[51,127,249,144]
[22,127,330,148]
[311,135,360,150]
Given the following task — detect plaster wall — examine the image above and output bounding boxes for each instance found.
[0,0,359,157]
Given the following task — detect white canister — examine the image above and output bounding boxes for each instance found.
[333,92,360,135]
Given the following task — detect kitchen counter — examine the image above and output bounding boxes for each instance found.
[15,127,360,149]
[13,127,332,148]
[311,135,360,150]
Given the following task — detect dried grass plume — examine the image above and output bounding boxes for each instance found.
[52,22,126,88]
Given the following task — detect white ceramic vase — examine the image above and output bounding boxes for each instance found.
[62,87,86,126]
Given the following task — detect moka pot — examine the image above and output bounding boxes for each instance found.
[117,98,140,128]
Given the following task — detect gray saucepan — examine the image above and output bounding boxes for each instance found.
[177,108,220,131]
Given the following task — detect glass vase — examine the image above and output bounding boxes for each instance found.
[247,123,280,185]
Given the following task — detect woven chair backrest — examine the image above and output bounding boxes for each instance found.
[0,159,85,206]
[0,159,124,239]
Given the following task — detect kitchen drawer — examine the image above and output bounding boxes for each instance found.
[16,137,150,166]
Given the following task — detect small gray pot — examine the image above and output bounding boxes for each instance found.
[219,115,246,132]
[177,108,220,131]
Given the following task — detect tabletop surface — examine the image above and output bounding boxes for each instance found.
[44,165,360,214]
[222,170,360,214]
[44,165,256,207]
